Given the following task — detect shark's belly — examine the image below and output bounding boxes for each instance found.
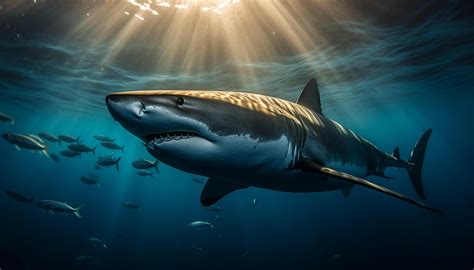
[245,169,348,192]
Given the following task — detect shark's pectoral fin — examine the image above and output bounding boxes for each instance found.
[299,158,442,214]
[200,178,248,206]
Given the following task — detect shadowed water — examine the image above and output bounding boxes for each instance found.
[0,1,473,269]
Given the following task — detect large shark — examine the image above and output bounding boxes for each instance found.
[106,78,441,213]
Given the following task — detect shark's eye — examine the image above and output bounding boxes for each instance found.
[177,97,185,106]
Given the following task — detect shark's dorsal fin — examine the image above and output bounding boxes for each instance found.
[297,78,322,114]
[200,178,248,206]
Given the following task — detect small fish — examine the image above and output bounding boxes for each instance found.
[93,135,115,142]
[50,153,60,162]
[0,112,14,125]
[97,156,121,171]
[132,158,159,173]
[60,149,81,158]
[100,142,124,152]
[68,144,97,155]
[136,170,153,178]
[122,201,140,209]
[80,176,100,187]
[74,255,95,262]
[2,133,49,156]
[191,178,206,184]
[188,221,214,229]
[38,132,61,145]
[204,205,222,212]
[88,237,107,248]
[5,190,34,203]
[36,200,82,218]
[26,134,46,145]
[58,135,80,143]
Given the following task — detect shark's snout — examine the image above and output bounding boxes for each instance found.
[105,93,149,139]
[105,94,122,122]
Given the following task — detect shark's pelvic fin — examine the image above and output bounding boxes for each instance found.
[342,184,354,198]
[297,78,322,115]
[200,178,248,206]
[299,158,442,214]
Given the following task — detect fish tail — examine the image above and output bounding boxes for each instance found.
[92,146,97,155]
[74,205,84,219]
[116,157,122,171]
[42,147,50,159]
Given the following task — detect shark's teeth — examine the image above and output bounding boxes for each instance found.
[145,131,200,147]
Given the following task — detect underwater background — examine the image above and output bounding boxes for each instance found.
[0,0,473,269]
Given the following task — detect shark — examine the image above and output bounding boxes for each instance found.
[106,78,441,214]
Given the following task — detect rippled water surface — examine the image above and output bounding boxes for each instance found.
[0,1,473,269]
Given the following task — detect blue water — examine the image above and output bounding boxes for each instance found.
[0,1,473,269]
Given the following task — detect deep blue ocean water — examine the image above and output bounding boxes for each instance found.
[0,1,473,269]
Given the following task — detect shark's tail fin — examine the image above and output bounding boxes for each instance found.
[92,146,97,155]
[406,129,432,200]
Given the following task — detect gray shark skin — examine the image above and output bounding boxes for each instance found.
[106,78,441,214]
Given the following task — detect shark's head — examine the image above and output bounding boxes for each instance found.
[106,90,294,177]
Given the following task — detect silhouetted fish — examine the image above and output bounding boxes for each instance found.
[68,143,97,155]
[132,158,159,173]
[58,135,80,143]
[36,200,82,218]
[5,190,34,203]
[136,170,153,177]
[93,135,115,142]
[122,201,140,209]
[60,149,81,158]
[97,156,121,171]
[100,142,124,151]
[88,237,107,248]
[0,112,14,125]
[80,176,100,187]
[50,153,60,162]
[188,221,214,229]
[38,132,61,144]
[2,133,49,156]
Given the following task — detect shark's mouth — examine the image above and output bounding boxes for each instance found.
[145,131,202,146]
